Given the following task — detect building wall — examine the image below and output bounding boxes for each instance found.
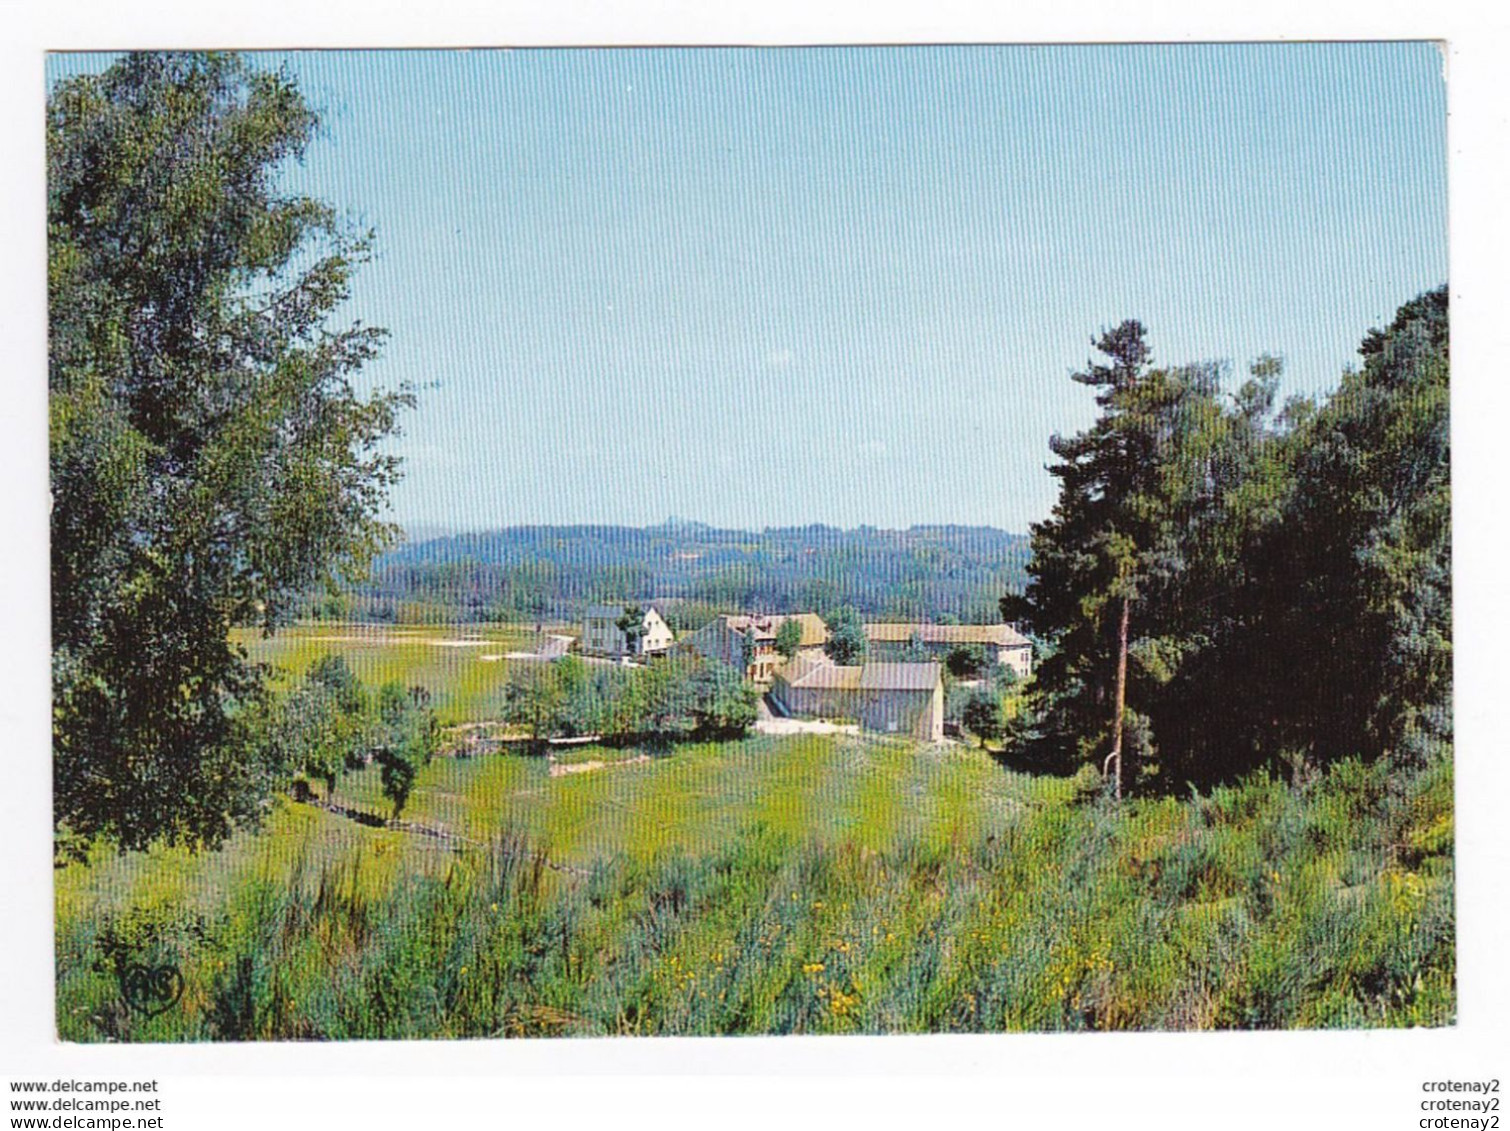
[870,638,1033,682]
[770,682,856,720]
[681,619,742,668]
[771,674,943,741]
[582,615,626,657]
[1000,645,1032,680]
[583,608,674,658]
[640,608,675,654]
[857,687,942,742]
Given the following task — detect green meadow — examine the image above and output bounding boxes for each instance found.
[235,623,543,725]
[56,722,1454,1039]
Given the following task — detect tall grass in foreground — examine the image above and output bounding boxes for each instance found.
[56,756,1452,1039]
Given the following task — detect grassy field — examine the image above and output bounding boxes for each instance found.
[235,623,549,724]
[55,724,1454,1039]
[55,734,1055,943]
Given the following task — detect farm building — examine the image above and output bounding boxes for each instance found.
[581,604,675,659]
[679,612,828,683]
[770,655,944,742]
[864,621,1033,680]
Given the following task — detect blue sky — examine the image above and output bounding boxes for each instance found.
[48,45,1447,533]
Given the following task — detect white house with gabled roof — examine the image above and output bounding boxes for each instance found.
[581,603,674,659]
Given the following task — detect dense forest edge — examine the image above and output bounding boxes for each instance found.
[48,52,1452,1036]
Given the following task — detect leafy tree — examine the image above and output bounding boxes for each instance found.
[774,617,805,661]
[1208,287,1450,777]
[638,660,699,736]
[898,632,933,664]
[615,604,647,656]
[1119,354,1301,785]
[550,655,597,736]
[503,663,569,744]
[307,653,368,718]
[738,625,761,677]
[961,687,1006,747]
[799,577,841,616]
[945,642,992,680]
[502,654,757,746]
[269,654,370,799]
[529,592,550,632]
[688,659,761,737]
[372,683,439,820]
[990,661,1020,692]
[49,53,411,853]
[823,606,868,666]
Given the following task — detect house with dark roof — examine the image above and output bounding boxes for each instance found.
[864,622,1033,679]
[771,656,943,741]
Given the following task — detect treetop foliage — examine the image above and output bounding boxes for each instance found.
[502,655,759,747]
[822,606,868,666]
[1009,288,1449,790]
[50,52,413,853]
[774,617,805,660]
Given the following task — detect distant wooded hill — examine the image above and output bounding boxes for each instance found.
[308,522,1030,627]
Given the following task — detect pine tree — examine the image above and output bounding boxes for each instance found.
[1005,323,1230,795]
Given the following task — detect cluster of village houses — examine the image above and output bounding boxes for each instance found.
[578,604,1032,743]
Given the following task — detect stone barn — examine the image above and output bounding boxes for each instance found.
[855,662,945,741]
[771,656,943,742]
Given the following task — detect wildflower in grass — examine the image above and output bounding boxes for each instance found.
[803,962,824,974]
[1383,869,1426,918]
[829,987,859,1016]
